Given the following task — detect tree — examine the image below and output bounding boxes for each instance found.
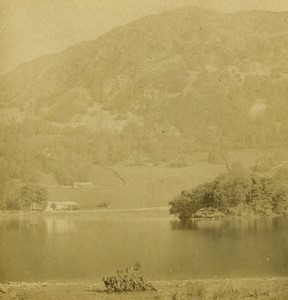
[169,169,288,219]
[20,185,34,210]
[3,180,22,210]
[19,184,48,211]
[35,186,48,207]
[169,191,202,220]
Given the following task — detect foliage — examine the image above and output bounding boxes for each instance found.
[0,179,22,210]
[97,201,110,208]
[19,184,48,211]
[169,167,288,219]
[102,265,156,292]
[194,207,226,219]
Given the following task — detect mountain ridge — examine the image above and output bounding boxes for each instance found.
[1,7,288,190]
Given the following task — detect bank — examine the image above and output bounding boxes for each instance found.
[1,277,288,300]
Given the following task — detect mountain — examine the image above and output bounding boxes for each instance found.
[1,7,288,189]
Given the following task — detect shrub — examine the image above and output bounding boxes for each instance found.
[97,201,110,208]
[103,264,156,292]
[194,207,226,219]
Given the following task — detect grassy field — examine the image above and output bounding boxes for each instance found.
[41,149,278,210]
[1,278,287,300]
[45,163,226,210]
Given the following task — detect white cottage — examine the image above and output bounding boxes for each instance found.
[45,201,79,211]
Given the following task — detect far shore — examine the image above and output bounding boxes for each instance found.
[1,208,285,222]
[0,207,170,216]
[0,277,287,300]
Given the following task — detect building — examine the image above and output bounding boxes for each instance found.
[45,201,79,212]
[73,182,93,188]
[31,202,44,211]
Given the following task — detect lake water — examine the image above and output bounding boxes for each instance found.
[0,211,288,282]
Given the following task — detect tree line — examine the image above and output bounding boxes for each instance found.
[0,182,48,211]
[169,163,288,220]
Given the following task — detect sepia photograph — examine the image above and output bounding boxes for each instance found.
[0,0,288,299]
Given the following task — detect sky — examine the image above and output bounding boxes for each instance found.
[1,0,288,73]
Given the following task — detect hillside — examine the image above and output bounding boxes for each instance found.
[1,7,288,207]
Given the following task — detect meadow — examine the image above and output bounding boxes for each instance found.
[46,163,226,210]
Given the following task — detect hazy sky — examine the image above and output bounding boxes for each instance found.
[1,0,288,73]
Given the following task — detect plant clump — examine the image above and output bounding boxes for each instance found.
[102,264,156,292]
[194,207,226,219]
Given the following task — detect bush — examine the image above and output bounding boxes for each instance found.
[251,162,271,173]
[168,155,190,168]
[102,264,156,292]
[97,201,110,208]
[194,207,226,219]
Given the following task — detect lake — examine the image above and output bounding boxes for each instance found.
[0,211,288,282]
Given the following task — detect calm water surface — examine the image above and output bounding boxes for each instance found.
[0,211,288,282]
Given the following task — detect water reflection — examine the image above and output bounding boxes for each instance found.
[170,217,287,232]
[0,214,287,282]
[45,218,76,234]
[170,217,288,278]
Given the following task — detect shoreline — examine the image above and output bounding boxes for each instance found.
[1,277,288,299]
[0,209,285,222]
[0,207,169,215]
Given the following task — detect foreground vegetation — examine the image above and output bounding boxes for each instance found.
[103,264,156,292]
[0,278,287,300]
[169,163,288,220]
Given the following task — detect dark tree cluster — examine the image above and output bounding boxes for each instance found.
[169,166,288,220]
[19,184,48,211]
